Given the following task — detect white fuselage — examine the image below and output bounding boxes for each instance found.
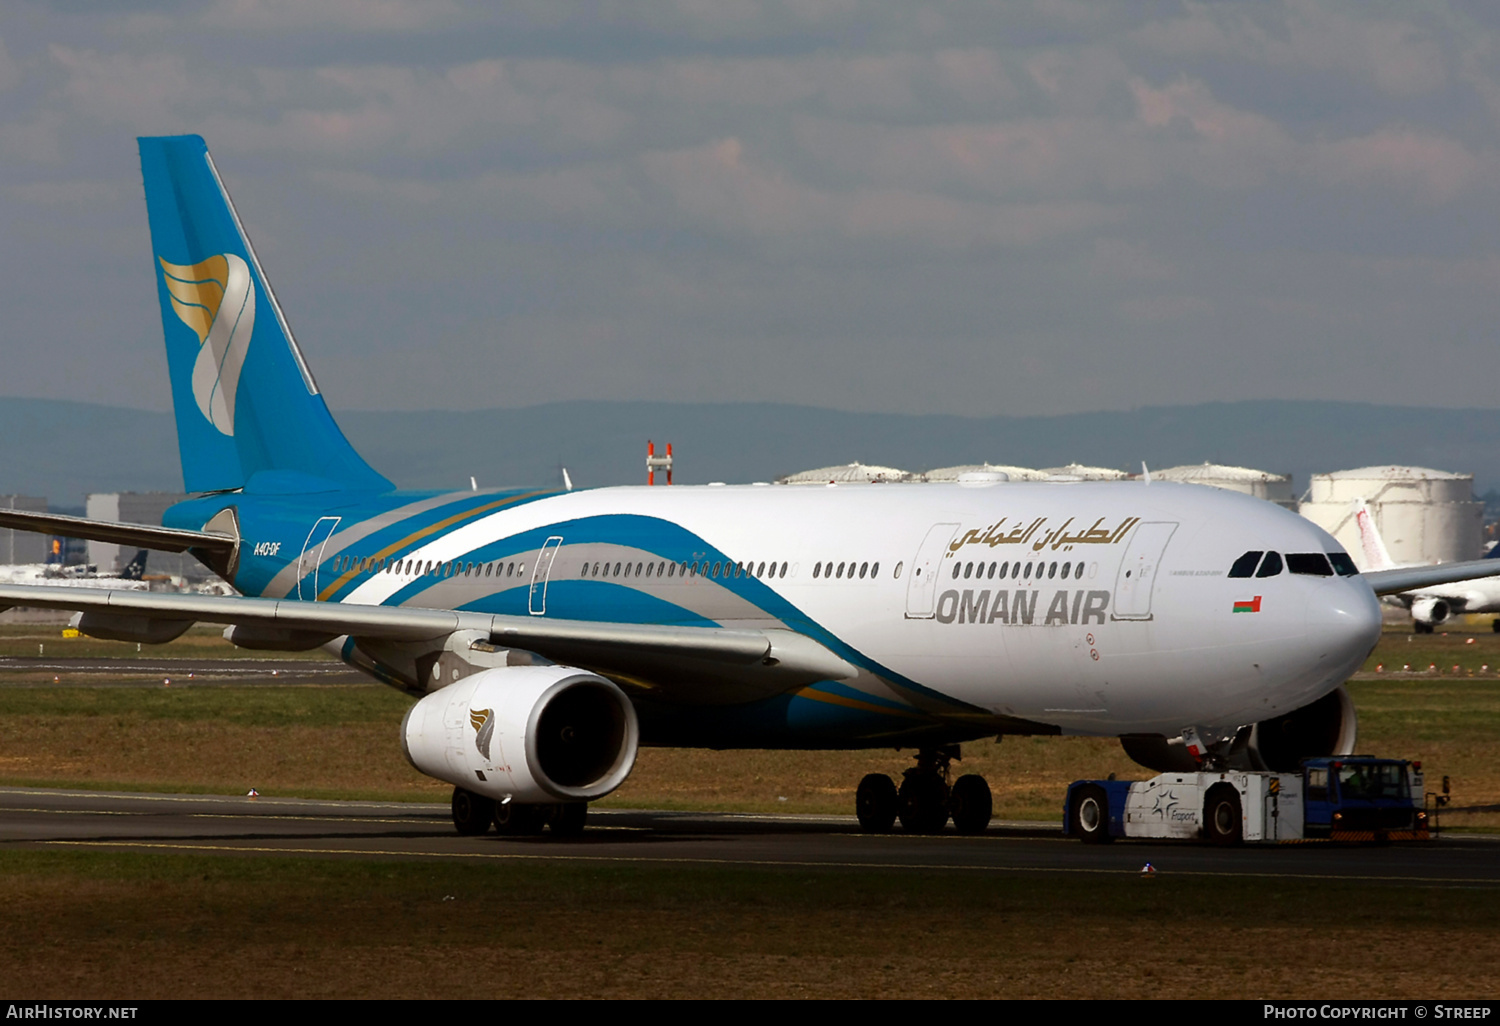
[305,479,1382,740]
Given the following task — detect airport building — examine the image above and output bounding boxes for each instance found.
[1299,466,1484,567]
[85,491,202,579]
[1151,463,1297,510]
[0,495,48,565]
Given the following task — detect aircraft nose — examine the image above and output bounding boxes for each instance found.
[1305,577,1383,672]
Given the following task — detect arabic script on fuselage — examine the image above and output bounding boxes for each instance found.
[947,516,1140,555]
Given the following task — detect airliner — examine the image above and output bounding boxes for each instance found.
[1351,499,1500,633]
[2,136,1494,838]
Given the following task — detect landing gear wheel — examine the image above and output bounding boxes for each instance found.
[451,787,495,836]
[949,774,993,835]
[1492,618,1499,634]
[856,773,899,832]
[1204,785,1243,846]
[898,771,950,834]
[550,802,588,836]
[1415,621,1434,634]
[1071,784,1112,845]
[494,801,545,836]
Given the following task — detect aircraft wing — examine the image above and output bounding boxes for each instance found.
[0,584,856,698]
[1364,559,1500,596]
[0,508,234,556]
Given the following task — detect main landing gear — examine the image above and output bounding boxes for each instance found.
[855,746,993,835]
[450,786,588,837]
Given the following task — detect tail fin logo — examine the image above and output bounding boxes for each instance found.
[158,253,256,436]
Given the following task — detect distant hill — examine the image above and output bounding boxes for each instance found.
[4,396,1500,504]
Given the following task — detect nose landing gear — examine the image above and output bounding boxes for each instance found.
[854,746,993,835]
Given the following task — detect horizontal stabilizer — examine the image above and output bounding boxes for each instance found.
[0,508,235,555]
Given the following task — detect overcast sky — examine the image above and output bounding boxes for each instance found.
[3,1,1498,420]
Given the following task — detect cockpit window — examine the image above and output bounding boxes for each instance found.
[1328,552,1359,577]
[1228,551,1263,578]
[1286,553,1334,576]
[1256,551,1283,578]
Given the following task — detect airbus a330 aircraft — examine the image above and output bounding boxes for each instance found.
[2,136,1495,838]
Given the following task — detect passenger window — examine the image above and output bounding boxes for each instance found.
[1024,563,1032,579]
[1074,562,1084,580]
[1228,551,1262,578]
[1048,562,1057,579]
[837,562,846,579]
[1256,551,1283,578]
[871,562,879,578]
[1287,553,1334,576]
[963,562,973,579]
[860,562,869,579]
[952,563,961,580]
[893,562,903,579]
[813,562,822,579]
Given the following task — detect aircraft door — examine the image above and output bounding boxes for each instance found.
[529,536,564,615]
[906,523,960,619]
[1112,521,1178,620]
[296,516,341,601]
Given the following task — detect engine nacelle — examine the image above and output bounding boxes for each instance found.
[1410,595,1452,628]
[1120,685,1358,774]
[401,665,639,804]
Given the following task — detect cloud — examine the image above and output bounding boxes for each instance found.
[199,0,466,32]
[1132,0,1448,98]
[641,136,1119,249]
[1307,126,1486,205]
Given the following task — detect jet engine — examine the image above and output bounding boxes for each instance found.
[402,664,639,804]
[1410,595,1452,628]
[1120,685,1358,773]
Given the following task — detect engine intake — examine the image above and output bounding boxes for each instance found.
[1410,595,1452,628]
[401,665,639,803]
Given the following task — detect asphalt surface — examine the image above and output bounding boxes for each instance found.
[0,655,368,684]
[3,786,1498,883]
[3,653,1497,883]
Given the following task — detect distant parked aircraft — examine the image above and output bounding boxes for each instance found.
[1351,498,1500,633]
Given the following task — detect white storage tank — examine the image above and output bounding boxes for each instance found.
[1038,463,1129,481]
[776,462,912,485]
[1152,463,1297,510]
[921,463,1049,482]
[1299,466,1483,567]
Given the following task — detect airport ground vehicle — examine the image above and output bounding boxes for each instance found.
[1063,756,1431,844]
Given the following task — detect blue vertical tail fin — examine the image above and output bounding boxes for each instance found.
[139,135,391,495]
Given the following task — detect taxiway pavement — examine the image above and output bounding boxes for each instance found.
[2,786,1496,884]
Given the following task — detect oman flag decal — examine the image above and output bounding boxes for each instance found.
[1233,596,1263,614]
